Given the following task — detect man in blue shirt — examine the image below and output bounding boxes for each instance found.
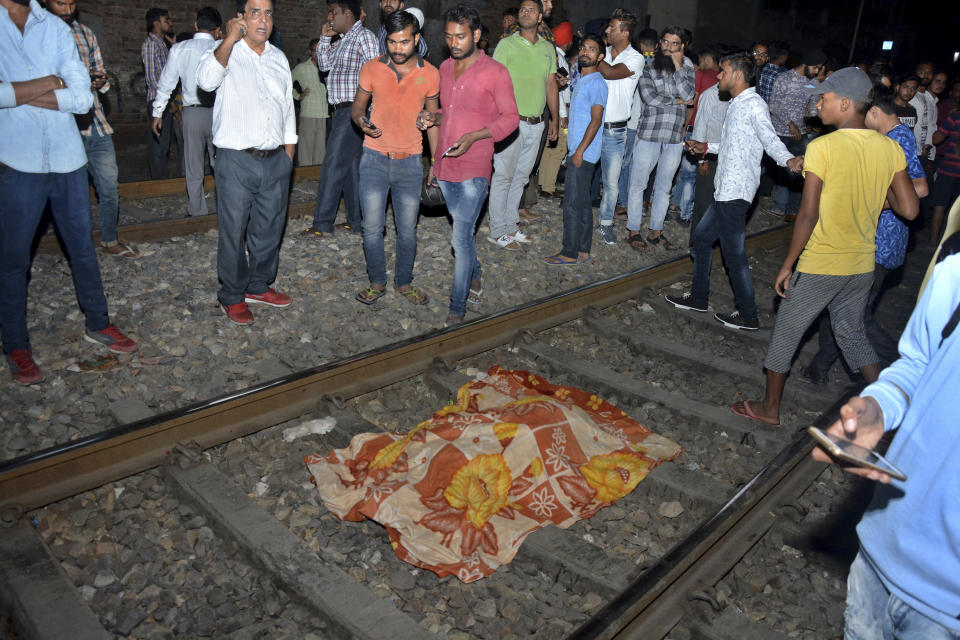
[813,242,960,640]
[0,0,137,385]
[543,33,606,265]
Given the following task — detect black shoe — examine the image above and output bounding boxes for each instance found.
[677,217,692,227]
[714,310,759,330]
[665,292,708,312]
[801,365,829,385]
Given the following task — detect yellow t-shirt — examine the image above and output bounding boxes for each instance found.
[798,128,907,275]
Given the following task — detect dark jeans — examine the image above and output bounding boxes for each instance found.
[773,134,806,215]
[560,158,596,257]
[148,109,173,179]
[214,148,292,306]
[690,198,757,320]
[359,149,423,288]
[809,264,899,374]
[0,165,109,353]
[690,158,717,245]
[439,177,488,317]
[82,129,120,244]
[311,105,362,232]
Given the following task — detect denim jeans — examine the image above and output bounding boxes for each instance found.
[311,106,362,232]
[617,127,637,208]
[627,138,684,232]
[489,120,543,240]
[773,134,806,215]
[0,165,109,353]
[845,553,960,640]
[214,148,292,306]
[82,129,120,244]
[148,109,172,179]
[560,158,596,257]
[670,129,697,222]
[690,199,757,320]
[439,177,488,317]
[598,125,628,225]
[359,149,423,288]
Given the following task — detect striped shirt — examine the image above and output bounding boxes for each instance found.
[316,20,379,105]
[635,58,695,144]
[141,32,168,103]
[68,20,112,137]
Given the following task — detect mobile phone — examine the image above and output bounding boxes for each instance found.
[807,426,907,481]
[441,144,458,157]
[361,116,376,129]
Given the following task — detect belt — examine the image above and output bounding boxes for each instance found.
[332,101,353,111]
[520,115,543,125]
[243,147,283,158]
[372,149,416,160]
[603,120,628,129]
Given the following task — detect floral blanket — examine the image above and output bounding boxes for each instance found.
[305,366,681,582]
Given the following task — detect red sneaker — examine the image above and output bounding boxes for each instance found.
[6,349,44,385]
[244,288,292,308]
[84,324,139,353]
[221,302,254,325]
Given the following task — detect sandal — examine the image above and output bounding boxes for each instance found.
[628,233,648,251]
[301,227,328,238]
[467,282,483,308]
[356,285,386,305]
[543,254,578,265]
[102,242,140,258]
[396,285,428,305]
[646,232,678,250]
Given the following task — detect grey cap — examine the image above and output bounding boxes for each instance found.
[805,66,872,102]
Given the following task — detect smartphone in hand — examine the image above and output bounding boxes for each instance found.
[807,426,907,481]
[361,116,376,129]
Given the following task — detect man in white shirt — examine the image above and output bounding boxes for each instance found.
[667,51,801,330]
[152,7,221,217]
[595,8,644,245]
[910,61,938,162]
[687,81,728,241]
[197,0,296,325]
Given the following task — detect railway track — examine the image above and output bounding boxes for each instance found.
[1,223,925,639]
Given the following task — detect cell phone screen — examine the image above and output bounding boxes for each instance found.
[807,426,907,481]
[441,144,458,157]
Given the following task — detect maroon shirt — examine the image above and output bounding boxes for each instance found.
[434,51,519,182]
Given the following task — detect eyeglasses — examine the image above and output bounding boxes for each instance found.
[518,6,540,14]
[751,50,768,57]
[660,38,682,48]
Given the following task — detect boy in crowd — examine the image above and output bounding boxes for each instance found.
[893,74,919,130]
[544,33,607,265]
[734,68,918,425]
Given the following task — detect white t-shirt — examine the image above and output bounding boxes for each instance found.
[604,45,644,123]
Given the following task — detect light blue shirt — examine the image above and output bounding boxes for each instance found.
[707,87,792,202]
[0,0,92,173]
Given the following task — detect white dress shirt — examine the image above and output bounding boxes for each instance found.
[691,84,728,148]
[152,32,217,116]
[556,45,570,119]
[708,87,793,202]
[909,90,937,161]
[603,45,644,123]
[197,38,297,151]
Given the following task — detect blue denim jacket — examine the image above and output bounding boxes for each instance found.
[0,0,92,173]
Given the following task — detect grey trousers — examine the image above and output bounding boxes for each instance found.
[489,120,544,240]
[182,106,215,217]
[297,117,327,166]
[214,148,292,306]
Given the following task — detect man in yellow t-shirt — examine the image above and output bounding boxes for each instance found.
[732,67,919,427]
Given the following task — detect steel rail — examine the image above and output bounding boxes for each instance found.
[2,226,792,521]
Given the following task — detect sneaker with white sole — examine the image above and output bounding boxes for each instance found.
[665,291,708,312]
[600,225,617,245]
[489,234,521,250]
[513,229,532,243]
[84,324,139,353]
[714,310,759,330]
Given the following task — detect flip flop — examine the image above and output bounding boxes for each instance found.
[731,400,780,426]
[396,286,429,305]
[543,254,578,265]
[356,285,386,305]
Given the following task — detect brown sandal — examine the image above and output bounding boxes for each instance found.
[646,232,678,250]
[396,285,428,305]
[628,233,648,251]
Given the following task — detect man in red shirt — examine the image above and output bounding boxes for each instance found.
[418,4,518,326]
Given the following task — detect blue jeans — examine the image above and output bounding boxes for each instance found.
[773,134,806,215]
[845,553,960,640]
[214,148,292,306]
[617,128,637,208]
[561,158,596,257]
[359,149,423,288]
[82,130,120,244]
[311,106,362,232]
[690,199,757,320]
[627,139,684,232]
[0,165,109,353]
[670,129,697,222]
[439,177,488,317]
[598,126,628,225]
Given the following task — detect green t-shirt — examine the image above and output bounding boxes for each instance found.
[492,32,556,118]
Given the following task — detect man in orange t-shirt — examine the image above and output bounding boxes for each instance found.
[351,10,439,306]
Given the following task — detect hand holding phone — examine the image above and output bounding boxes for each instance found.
[807,426,906,482]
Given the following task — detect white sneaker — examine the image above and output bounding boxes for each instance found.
[488,234,521,250]
[514,229,532,243]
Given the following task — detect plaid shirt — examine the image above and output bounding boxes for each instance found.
[378,24,428,59]
[757,63,785,103]
[636,58,695,143]
[317,21,379,105]
[69,20,112,136]
[141,32,168,103]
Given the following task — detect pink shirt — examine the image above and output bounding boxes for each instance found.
[434,52,519,182]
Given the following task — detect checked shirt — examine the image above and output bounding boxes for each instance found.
[316,20,379,105]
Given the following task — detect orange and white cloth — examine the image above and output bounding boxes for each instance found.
[305,367,681,582]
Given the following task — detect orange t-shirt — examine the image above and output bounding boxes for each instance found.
[358,55,440,155]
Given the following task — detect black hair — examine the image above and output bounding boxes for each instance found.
[581,33,605,54]
[522,0,544,15]
[609,8,637,37]
[661,25,691,48]
[652,26,691,75]
[869,84,897,116]
[385,9,419,36]
[899,74,921,86]
[175,31,194,42]
[719,50,757,86]
[750,40,767,52]
[697,45,720,65]
[636,27,658,48]
[309,37,320,48]
[145,8,168,32]
[196,7,222,31]
[327,0,361,21]
[502,7,518,19]
[768,40,789,61]
[445,4,482,32]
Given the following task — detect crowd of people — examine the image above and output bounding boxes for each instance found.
[3,0,960,635]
